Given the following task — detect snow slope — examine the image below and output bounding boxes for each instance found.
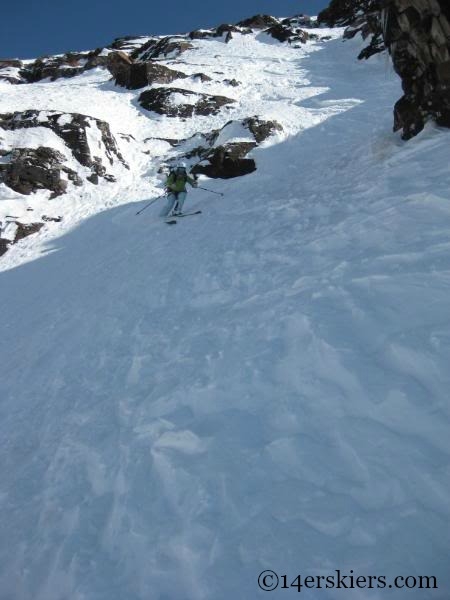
[1,25,450,600]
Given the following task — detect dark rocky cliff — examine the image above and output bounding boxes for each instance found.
[318,0,385,60]
[382,0,450,139]
[320,0,450,139]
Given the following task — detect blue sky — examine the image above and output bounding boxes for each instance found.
[1,0,330,59]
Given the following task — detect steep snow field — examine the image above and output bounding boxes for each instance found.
[1,26,450,600]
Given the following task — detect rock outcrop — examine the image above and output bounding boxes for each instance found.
[289,14,315,28]
[0,72,24,84]
[22,55,86,82]
[0,147,81,196]
[109,35,152,52]
[0,111,127,191]
[382,0,450,138]
[13,221,45,242]
[138,88,235,118]
[192,142,257,179]
[131,37,194,61]
[191,73,213,83]
[345,13,385,60]
[190,15,312,44]
[318,0,385,60]
[189,24,252,40]
[236,15,280,29]
[242,116,283,143]
[223,78,240,87]
[266,22,310,44]
[318,0,450,137]
[0,221,45,257]
[0,59,22,68]
[18,50,109,83]
[167,117,283,179]
[0,110,128,256]
[106,51,187,89]
[0,59,24,84]
[0,238,9,256]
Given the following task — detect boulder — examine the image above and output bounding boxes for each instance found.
[0,238,8,257]
[21,56,83,83]
[242,116,283,143]
[38,61,82,82]
[188,24,251,40]
[109,35,151,52]
[107,50,133,67]
[265,24,310,44]
[236,15,280,29]
[223,79,241,87]
[42,215,63,223]
[0,59,26,84]
[189,29,217,40]
[107,52,187,89]
[14,221,45,242]
[0,147,81,197]
[0,59,23,68]
[131,37,194,61]
[282,14,314,28]
[84,51,110,69]
[0,220,46,257]
[138,88,235,118]
[19,49,109,83]
[218,24,252,36]
[0,74,24,84]
[192,142,257,179]
[170,117,282,179]
[223,78,240,87]
[191,73,213,82]
[0,110,127,186]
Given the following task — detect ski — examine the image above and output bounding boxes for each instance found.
[176,210,202,218]
[165,210,202,225]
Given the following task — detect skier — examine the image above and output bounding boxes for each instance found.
[160,163,197,217]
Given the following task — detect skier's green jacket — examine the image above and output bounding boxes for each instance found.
[166,171,197,193]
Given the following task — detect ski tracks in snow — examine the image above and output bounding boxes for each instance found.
[1,26,450,600]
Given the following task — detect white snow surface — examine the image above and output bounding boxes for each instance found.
[168,91,202,106]
[214,120,255,146]
[0,26,450,600]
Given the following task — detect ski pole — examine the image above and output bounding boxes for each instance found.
[197,186,224,197]
[136,193,167,216]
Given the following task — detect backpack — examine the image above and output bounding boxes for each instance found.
[169,168,187,184]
